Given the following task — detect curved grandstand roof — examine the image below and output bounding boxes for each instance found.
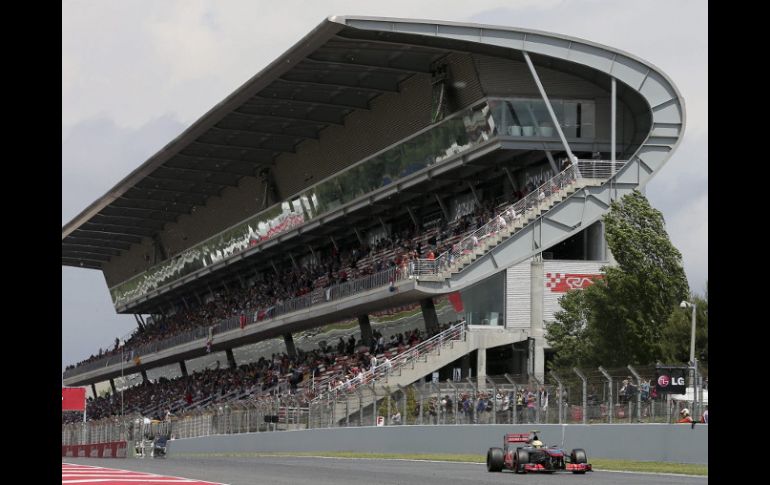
[62,15,684,270]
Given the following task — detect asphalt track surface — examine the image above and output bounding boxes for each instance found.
[63,456,707,485]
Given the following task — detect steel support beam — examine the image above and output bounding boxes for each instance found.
[522,51,576,163]
[611,77,617,163]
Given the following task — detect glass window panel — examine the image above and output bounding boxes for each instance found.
[563,101,578,138]
[580,101,596,139]
[111,100,498,307]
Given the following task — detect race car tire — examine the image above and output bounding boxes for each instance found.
[487,448,504,472]
[571,448,587,463]
[514,448,529,474]
[571,448,587,474]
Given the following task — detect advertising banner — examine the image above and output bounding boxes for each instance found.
[655,367,687,395]
[62,387,86,412]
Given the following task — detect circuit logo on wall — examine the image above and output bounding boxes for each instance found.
[545,273,603,292]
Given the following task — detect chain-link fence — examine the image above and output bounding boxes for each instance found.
[62,363,707,445]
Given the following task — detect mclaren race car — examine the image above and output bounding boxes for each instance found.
[486,430,591,474]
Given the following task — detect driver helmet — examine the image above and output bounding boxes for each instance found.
[680,408,690,416]
[531,440,544,449]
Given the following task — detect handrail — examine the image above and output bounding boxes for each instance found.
[312,320,467,403]
[65,161,623,379]
[412,160,625,277]
[64,266,404,378]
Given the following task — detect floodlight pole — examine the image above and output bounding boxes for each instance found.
[121,344,125,424]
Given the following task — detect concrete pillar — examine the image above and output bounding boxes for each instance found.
[358,314,373,348]
[420,298,440,335]
[179,360,188,377]
[91,383,98,398]
[226,349,237,369]
[587,221,606,261]
[284,333,297,358]
[109,379,117,395]
[476,347,487,381]
[141,370,148,383]
[530,259,546,382]
[461,353,471,379]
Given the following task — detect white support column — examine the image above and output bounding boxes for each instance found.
[476,345,487,381]
[530,259,545,383]
[522,51,576,163]
[611,77,617,163]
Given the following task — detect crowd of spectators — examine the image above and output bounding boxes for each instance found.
[66,191,525,374]
[63,320,461,424]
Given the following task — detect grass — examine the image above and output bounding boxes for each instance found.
[174,451,707,476]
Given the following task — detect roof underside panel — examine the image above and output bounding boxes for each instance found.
[62,21,451,271]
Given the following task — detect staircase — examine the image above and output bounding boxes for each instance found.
[414,164,609,282]
[307,323,527,426]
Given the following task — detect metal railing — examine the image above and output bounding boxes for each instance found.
[413,161,625,277]
[312,321,467,403]
[65,267,402,379]
[65,161,625,380]
[62,362,706,445]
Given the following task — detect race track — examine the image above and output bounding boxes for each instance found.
[63,456,707,485]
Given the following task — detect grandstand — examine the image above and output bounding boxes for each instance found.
[61,16,684,428]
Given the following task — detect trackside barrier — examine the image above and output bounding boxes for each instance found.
[61,441,127,458]
[168,424,708,465]
[63,364,708,449]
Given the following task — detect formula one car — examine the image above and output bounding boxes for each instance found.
[486,430,591,474]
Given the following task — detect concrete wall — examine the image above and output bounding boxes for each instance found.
[170,424,708,465]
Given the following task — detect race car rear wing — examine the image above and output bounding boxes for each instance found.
[505,433,530,443]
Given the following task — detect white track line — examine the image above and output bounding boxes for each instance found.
[61,463,229,485]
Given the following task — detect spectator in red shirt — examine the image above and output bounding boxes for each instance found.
[677,408,693,423]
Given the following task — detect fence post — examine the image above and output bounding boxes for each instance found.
[370,383,378,427]
[329,398,334,429]
[573,367,587,425]
[531,374,543,424]
[354,388,364,427]
[345,393,350,428]
[466,377,478,424]
[396,384,407,426]
[446,379,458,425]
[551,372,564,425]
[414,384,425,425]
[485,376,497,425]
[384,386,392,426]
[627,365,642,423]
[504,374,517,424]
[691,359,700,420]
[598,366,613,424]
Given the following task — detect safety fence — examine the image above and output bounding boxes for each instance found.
[63,363,707,446]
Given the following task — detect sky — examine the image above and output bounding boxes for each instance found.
[62,0,708,373]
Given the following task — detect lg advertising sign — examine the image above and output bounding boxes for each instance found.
[655,367,687,395]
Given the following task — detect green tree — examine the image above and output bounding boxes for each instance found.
[660,290,708,367]
[546,190,690,368]
[547,288,594,369]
